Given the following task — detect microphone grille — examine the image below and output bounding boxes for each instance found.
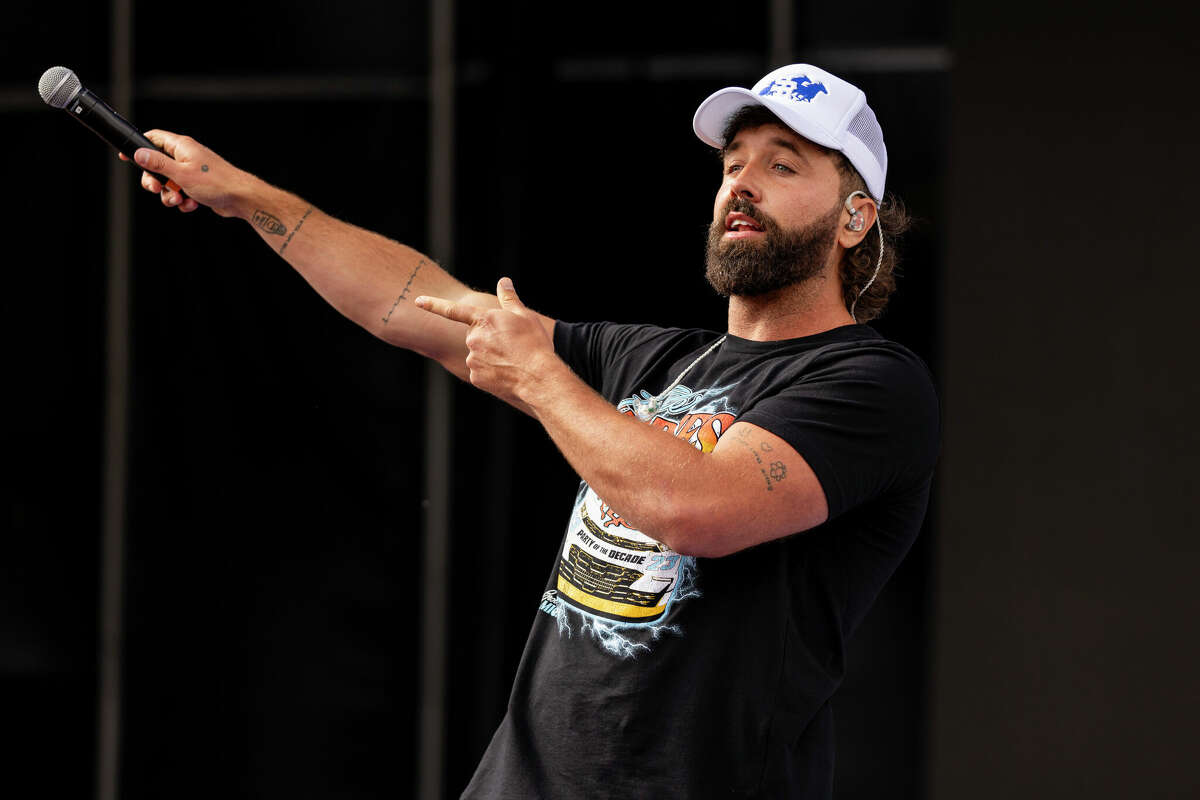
[38,66,81,109]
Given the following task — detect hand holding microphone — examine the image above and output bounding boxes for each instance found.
[122,130,245,216]
[38,66,246,215]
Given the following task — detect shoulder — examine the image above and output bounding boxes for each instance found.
[801,327,936,400]
[555,320,721,373]
[724,325,936,398]
[554,320,722,396]
[555,321,714,354]
[734,327,940,505]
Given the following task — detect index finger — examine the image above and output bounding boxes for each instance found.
[141,129,186,156]
[414,295,485,326]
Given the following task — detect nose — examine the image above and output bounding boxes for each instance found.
[726,169,760,204]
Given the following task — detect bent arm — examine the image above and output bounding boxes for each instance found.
[519,356,829,557]
[128,129,553,384]
[416,285,829,558]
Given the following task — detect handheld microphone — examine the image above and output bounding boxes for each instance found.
[38,65,181,194]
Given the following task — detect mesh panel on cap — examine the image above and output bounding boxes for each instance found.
[847,104,886,176]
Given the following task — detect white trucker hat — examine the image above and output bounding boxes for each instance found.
[693,64,888,202]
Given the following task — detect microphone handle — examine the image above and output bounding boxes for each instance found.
[67,88,186,197]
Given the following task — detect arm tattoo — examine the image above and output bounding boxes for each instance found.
[732,428,787,492]
[252,209,287,235]
[382,259,426,323]
[278,207,313,255]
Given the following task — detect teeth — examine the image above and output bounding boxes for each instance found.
[730,219,759,230]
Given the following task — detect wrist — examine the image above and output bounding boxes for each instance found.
[226,171,271,221]
[517,350,572,413]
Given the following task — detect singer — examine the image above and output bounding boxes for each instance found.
[129,64,939,798]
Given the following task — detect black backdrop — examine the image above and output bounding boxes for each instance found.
[8,1,956,798]
[10,3,1198,797]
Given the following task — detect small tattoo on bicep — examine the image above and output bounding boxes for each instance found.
[732,432,786,492]
[732,434,763,464]
[278,207,313,255]
[201,164,210,172]
[382,259,426,323]
[253,209,287,235]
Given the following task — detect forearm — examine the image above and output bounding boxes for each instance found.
[130,131,492,370]
[410,283,705,539]
[229,177,491,363]
[414,283,824,554]
[520,355,715,553]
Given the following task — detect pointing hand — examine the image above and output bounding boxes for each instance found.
[416,278,555,405]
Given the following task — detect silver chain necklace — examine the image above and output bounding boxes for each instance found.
[632,335,727,422]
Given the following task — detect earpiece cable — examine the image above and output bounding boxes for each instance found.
[849,215,884,323]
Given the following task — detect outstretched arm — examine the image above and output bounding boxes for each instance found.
[125,129,554,383]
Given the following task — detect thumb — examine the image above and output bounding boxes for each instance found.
[133,146,177,180]
[496,277,525,310]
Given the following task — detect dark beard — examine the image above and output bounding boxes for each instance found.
[705,198,841,297]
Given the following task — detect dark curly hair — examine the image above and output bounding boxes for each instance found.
[719,105,911,322]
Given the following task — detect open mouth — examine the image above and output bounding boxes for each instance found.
[724,211,765,237]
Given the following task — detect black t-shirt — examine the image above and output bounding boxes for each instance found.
[462,322,939,799]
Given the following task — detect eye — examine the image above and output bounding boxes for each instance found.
[772,163,794,174]
[724,163,743,175]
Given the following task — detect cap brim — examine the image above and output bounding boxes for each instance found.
[693,87,843,151]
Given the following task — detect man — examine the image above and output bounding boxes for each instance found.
[130,63,938,798]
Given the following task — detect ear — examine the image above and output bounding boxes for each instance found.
[837,195,877,250]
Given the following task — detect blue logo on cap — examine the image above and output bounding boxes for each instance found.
[758,75,828,103]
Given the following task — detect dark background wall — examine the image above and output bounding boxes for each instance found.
[931,3,1198,798]
[2,1,1193,799]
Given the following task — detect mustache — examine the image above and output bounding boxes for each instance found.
[718,196,778,231]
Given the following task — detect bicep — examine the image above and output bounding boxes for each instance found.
[695,421,828,556]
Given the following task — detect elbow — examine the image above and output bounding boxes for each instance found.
[652,502,739,559]
[652,495,821,559]
[669,539,729,559]
[670,532,739,559]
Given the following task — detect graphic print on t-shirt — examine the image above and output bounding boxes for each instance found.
[541,383,738,657]
[555,486,684,623]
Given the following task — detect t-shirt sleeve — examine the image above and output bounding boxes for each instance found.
[738,344,940,520]
[553,320,670,395]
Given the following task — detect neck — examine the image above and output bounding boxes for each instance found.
[725,268,856,341]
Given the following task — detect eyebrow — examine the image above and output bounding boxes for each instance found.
[723,135,811,164]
